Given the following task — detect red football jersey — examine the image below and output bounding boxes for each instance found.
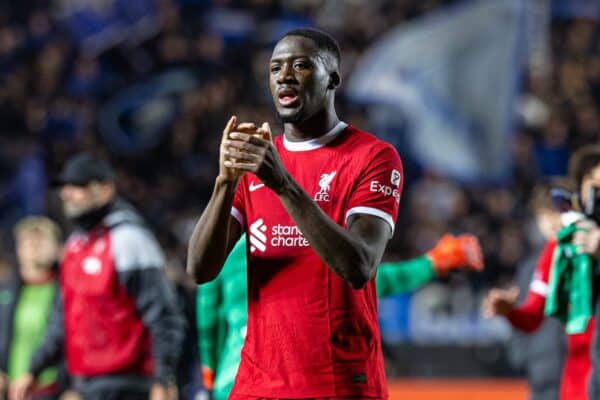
[230,122,403,398]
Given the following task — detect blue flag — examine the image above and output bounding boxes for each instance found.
[346,0,527,184]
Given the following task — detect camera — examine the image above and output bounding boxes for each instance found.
[584,186,600,224]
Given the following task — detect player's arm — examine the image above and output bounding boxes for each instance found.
[377,234,483,297]
[187,116,244,284]
[506,291,546,332]
[225,124,392,289]
[483,287,546,332]
[197,275,221,391]
[505,242,555,332]
[376,257,436,297]
[483,241,555,332]
[293,198,391,289]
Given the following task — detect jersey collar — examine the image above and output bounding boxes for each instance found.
[282,121,348,152]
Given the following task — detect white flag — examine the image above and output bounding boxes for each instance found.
[346,0,526,183]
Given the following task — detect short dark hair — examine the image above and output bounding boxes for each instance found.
[281,28,341,67]
[569,145,600,188]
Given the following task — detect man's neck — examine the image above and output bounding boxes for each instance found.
[73,199,114,232]
[283,108,340,142]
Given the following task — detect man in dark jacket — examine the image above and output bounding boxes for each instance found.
[10,154,185,400]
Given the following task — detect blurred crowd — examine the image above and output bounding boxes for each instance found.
[0,0,597,376]
[0,0,478,281]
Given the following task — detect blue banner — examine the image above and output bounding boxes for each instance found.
[346,0,527,184]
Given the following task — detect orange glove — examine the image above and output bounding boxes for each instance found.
[201,366,215,390]
[426,234,484,276]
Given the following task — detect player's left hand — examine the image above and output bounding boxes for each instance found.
[427,234,484,276]
[224,122,290,193]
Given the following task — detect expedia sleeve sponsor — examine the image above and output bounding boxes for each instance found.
[345,144,403,234]
[368,180,401,204]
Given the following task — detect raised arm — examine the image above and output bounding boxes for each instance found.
[196,274,221,391]
[377,234,483,297]
[187,116,243,283]
[377,257,437,297]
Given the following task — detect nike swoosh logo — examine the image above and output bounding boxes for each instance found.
[249,182,265,192]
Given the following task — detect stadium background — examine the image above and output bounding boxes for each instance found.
[0,0,597,398]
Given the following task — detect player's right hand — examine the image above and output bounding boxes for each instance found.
[482,287,519,318]
[219,116,270,182]
[8,372,34,400]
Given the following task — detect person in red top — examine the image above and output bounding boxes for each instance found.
[187,28,402,399]
[483,181,593,400]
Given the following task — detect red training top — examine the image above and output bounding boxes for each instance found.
[61,225,153,377]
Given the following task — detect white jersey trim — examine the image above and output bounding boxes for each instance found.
[345,206,395,234]
[231,207,245,229]
[283,122,348,151]
[530,279,549,297]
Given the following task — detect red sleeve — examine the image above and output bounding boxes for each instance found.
[231,174,248,231]
[506,292,546,332]
[345,143,403,233]
[506,241,557,333]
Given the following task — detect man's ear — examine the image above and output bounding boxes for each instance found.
[328,71,341,90]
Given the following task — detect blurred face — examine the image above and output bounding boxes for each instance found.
[269,36,332,123]
[580,163,600,207]
[60,182,114,218]
[16,230,59,271]
[535,208,562,240]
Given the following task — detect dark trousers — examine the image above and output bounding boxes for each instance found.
[79,388,149,400]
[73,375,151,400]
